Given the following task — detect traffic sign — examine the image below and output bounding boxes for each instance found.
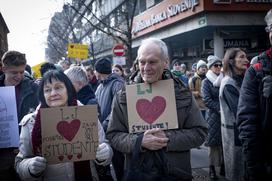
[112,44,125,56]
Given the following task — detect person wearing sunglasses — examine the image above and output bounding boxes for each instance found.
[201,55,224,180]
[237,9,272,181]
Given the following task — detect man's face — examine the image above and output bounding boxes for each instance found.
[173,63,181,71]
[197,66,207,75]
[86,71,94,82]
[94,70,102,80]
[3,65,25,86]
[138,43,168,84]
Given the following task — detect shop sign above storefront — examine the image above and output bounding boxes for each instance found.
[132,0,200,34]
[204,39,251,50]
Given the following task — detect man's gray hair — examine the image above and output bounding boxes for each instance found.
[58,59,71,66]
[137,38,169,60]
[265,9,272,26]
[64,66,88,86]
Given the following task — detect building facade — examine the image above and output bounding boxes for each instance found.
[131,0,272,68]
[0,12,9,58]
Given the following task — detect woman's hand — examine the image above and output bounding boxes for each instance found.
[28,156,47,176]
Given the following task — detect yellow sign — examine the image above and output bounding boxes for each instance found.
[68,43,89,59]
[31,62,45,78]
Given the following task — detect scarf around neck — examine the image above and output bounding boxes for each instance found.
[206,70,224,87]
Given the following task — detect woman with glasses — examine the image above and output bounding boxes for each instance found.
[15,70,113,181]
[201,55,224,180]
[219,48,249,181]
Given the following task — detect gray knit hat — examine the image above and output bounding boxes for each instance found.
[197,60,207,70]
[207,55,221,69]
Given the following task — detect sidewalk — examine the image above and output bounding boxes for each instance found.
[191,145,228,181]
[192,167,228,181]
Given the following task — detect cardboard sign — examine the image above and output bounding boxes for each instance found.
[68,43,89,59]
[126,79,178,133]
[41,105,98,164]
[0,86,19,148]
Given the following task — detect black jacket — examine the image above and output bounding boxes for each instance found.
[0,74,39,124]
[237,52,272,180]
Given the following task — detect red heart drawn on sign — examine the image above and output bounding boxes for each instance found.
[58,155,64,161]
[136,96,166,124]
[77,153,82,159]
[67,155,73,160]
[57,119,81,141]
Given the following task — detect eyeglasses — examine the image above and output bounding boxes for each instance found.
[265,25,272,33]
[213,64,222,68]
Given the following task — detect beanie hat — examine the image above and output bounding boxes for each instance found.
[171,59,181,68]
[265,9,272,27]
[196,60,207,70]
[207,55,221,69]
[94,58,112,74]
[191,63,197,71]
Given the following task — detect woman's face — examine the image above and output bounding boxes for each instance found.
[234,51,249,74]
[43,79,68,107]
[112,66,122,76]
[210,62,222,75]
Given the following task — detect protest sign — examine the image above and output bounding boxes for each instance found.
[0,86,19,148]
[41,105,98,164]
[126,79,178,133]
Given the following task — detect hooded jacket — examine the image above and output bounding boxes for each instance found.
[95,73,124,130]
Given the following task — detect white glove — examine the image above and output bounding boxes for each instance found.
[96,143,110,161]
[28,156,47,176]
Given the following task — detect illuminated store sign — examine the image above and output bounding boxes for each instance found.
[132,0,199,34]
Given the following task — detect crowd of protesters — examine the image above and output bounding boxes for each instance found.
[0,9,271,181]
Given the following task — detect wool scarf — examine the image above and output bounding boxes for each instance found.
[206,70,224,87]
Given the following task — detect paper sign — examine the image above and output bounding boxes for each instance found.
[41,105,98,164]
[126,79,178,133]
[113,57,126,65]
[68,43,89,59]
[0,86,19,148]
[31,61,45,78]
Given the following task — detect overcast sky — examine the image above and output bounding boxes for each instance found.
[1,0,70,66]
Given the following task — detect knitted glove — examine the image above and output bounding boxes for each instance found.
[96,143,111,161]
[28,156,47,176]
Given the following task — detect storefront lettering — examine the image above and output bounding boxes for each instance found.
[224,39,250,48]
[133,0,199,34]
[167,0,199,17]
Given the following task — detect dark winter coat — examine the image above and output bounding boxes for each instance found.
[0,74,39,179]
[0,74,39,126]
[237,58,272,181]
[106,70,207,180]
[77,84,96,105]
[201,78,222,146]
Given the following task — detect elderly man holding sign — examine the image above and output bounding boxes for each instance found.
[107,38,207,181]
